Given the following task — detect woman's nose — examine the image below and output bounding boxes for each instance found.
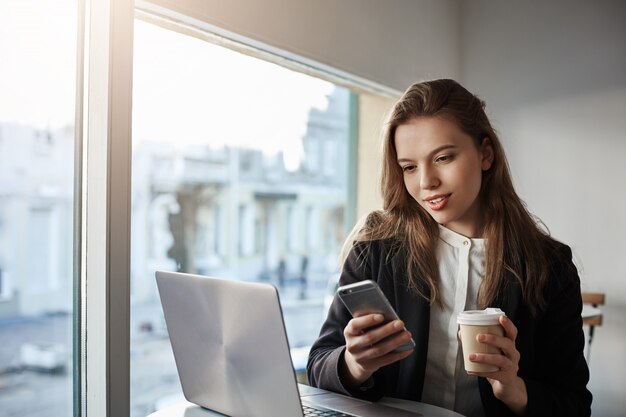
[420,167,439,190]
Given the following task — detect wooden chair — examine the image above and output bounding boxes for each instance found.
[581,292,605,362]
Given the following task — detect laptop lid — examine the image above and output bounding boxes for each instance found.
[156,271,428,417]
[155,271,303,417]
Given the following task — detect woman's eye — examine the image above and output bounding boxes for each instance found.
[435,155,453,164]
[401,164,416,172]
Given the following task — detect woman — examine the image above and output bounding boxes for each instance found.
[307,79,592,416]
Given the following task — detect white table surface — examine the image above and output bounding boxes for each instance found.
[147,383,466,417]
[582,304,602,319]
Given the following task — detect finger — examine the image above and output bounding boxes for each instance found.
[476,333,515,354]
[467,352,517,377]
[476,334,521,365]
[346,323,412,359]
[467,368,515,382]
[366,347,413,370]
[364,328,413,358]
[344,314,385,336]
[352,336,414,371]
[361,320,406,344]
[469,352,508,368]
[499,315,518,341]
[348,320,407,351]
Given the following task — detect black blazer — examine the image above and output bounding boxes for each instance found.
[307,239,592,417]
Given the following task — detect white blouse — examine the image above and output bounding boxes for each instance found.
[420,225,486,417]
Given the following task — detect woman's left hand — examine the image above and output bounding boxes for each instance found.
[466,315,528,416]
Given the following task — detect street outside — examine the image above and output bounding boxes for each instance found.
[0,281,329,417]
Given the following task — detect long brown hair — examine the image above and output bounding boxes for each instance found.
[351,79,558,315]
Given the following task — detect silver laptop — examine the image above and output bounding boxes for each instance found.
[155,271,424,417]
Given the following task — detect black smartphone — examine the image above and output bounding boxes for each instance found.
[337,280,415,352]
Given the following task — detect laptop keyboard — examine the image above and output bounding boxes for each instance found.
[302,404,359,417]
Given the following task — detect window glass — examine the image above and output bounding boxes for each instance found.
[0,1,77,416]
[131,19,355,415]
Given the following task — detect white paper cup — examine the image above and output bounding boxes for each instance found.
[457,308,505,372]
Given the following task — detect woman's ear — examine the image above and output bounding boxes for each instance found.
[480,137,494,171]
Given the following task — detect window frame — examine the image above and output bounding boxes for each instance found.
[78,0,134,415]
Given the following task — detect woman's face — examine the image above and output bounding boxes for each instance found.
[394,116,493,238]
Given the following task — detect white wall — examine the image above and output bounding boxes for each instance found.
[460,0,626,303]
[460,2,626,415]
[144,0,461,92]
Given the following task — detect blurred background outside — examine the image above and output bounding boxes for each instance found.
[0,5,355,416]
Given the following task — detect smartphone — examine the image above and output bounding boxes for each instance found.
[337,280,415,352]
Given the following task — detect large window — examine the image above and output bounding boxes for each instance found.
[0,1,77,416]
[0,2,398,415]
[129,19,356,415]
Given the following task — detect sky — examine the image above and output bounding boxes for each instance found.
[132,19,334,171]
[0,0,77,130]
[1,1,335,171]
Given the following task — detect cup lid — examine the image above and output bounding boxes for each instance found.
[457,308,505,325]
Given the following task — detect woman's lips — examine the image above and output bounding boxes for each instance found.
[424,194,450,210]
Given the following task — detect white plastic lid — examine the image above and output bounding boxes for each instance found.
[457,308,505,325]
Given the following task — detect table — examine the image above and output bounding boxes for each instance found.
[581,304,603,361]
[581,304,602,323]
[148,383,466,417]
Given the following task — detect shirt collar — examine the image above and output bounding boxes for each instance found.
[438,224,485,250]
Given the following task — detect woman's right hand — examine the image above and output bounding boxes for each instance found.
[341,313,414,388]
